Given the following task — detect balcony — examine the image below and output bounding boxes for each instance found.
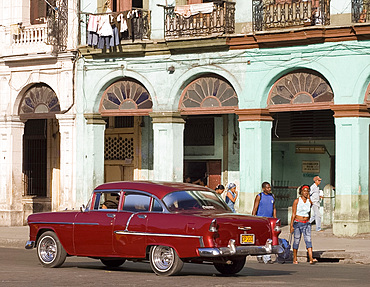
[79,9,150,48]
[352,0,370,23]
[164,1,235,39]
[252,0,330,32]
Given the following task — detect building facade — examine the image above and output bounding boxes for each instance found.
[0,0,78,224]
[1,0,370,236]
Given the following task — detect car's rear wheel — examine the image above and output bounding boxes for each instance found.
[149,245,183,276]
[37,231,67,268]
[100,258,126,267]
[214,257,246,275]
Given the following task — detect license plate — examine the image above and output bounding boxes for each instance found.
[240,234,255,244]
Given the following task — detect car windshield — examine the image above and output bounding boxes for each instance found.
[162,190,231,212]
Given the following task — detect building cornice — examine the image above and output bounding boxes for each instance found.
[227,24,370,50]
[331,104,370,118]
[236,109,273,122]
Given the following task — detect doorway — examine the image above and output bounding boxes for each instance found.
[23,119,47,197]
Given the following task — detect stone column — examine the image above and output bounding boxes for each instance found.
[332,105,370,236]
[56,114,76,211]
[236,109,273,214]
[0,116,24,226]
[76,113,106,207]
[150,112,185,182]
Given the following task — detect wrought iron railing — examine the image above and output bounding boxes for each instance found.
[272,184,299,209]
[352,0,370,23]
[253,0,330,31]
[47,0,68,52]
[164,1,235,39]
[80,9,150,47]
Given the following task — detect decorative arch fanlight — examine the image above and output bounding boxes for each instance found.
[100,78,153,116]
[20,84,61,118]
[268,70,334,108]
[180,75,238,114]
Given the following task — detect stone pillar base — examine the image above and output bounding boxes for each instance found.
[333,220,370,237]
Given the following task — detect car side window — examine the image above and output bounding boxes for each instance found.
[93,192,120,211]
[123,194,151,212]
[152,199,163,212]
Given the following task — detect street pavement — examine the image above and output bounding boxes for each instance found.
[0,224,369,264]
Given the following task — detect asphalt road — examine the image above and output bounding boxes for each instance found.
[1,247,369,287]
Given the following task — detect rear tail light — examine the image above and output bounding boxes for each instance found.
[209,219,218,232]
[274,219,281,232]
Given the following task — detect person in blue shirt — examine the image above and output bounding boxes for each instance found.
[225,183,238,212]
[252,182,277,264]
[252,182,276,218]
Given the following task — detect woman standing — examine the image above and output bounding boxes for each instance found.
[290,184,317,264]
[225,183,238,213]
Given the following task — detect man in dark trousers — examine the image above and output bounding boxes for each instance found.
[252,181,277,218]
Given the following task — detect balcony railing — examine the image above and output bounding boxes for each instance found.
[12,24,47,45]
[80,9,150,47]
[164,1,235,39]
[253,0,330,32]
[352,0,370,23]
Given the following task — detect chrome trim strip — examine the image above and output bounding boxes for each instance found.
[29,222,99,226]
[238,226,252,231]
[125,213,136,231]
[115,230,204,247]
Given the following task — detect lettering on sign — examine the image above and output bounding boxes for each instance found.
[302,161,320,173]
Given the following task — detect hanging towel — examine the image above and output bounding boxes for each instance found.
[97,14,113,36]
[87,15,99,32]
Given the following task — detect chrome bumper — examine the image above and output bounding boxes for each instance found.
[25,240,35,249]
[198,239,284,257]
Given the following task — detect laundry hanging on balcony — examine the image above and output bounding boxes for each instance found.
[174,2,214,18]
[87,10,141,49]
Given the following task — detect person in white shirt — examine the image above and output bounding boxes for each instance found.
[309,176,323,232]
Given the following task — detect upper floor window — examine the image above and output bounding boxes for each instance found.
[109,0,143,12]
[30,0,47,24]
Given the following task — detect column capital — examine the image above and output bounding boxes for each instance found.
[236,109,273,122]
[149,111,185,124]
[84,113,106,125]
[331,104,370,118]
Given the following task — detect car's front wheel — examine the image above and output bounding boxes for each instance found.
[149,245,183,276]
[100,258,126,267]
[37,231,67,268]
[214,257,246,275]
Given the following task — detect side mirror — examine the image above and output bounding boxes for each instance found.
[80,204,86,212]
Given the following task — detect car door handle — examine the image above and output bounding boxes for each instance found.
[107,213,116,218]
[137,214,147,219]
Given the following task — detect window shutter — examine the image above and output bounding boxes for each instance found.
[119,0,132,11]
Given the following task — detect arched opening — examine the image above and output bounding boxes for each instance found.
[19,83,61,215]
[180,74,239,190]
[99,78,153,182]
[268,69,335,225]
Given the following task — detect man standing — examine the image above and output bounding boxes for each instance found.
[309,176,323,231]
[252,182,276,264]
[252,182,277,218]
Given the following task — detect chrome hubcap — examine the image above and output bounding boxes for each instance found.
[152,246,174,272]
[39,236,57,263]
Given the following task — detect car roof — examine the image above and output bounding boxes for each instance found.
[94,181,213,199]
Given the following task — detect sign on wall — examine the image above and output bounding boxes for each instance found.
[302,160,320,173]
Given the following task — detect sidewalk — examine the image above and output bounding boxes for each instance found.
[0,225,369,264]
[278,225,370,264]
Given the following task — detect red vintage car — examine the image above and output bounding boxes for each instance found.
[26,181,282,276]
